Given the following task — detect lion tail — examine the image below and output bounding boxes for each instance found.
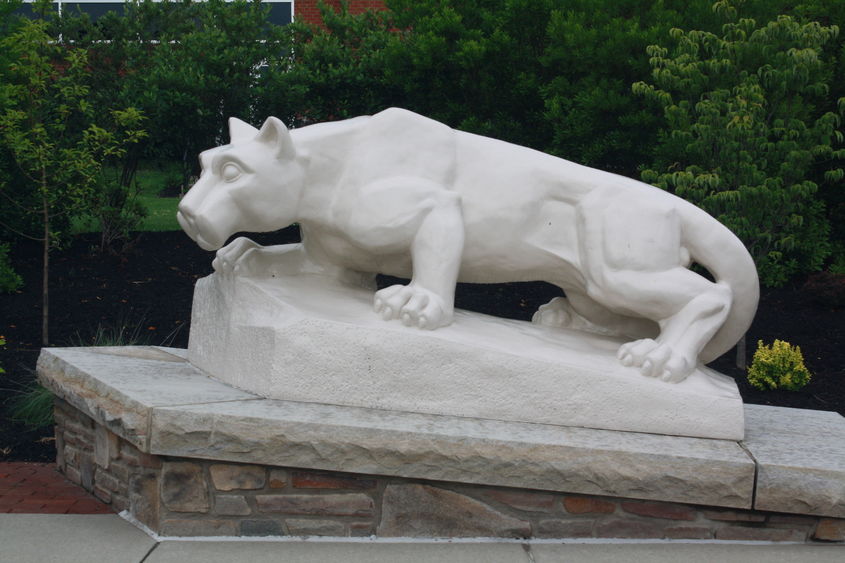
[680,203,760,364]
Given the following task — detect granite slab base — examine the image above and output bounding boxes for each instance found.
[187,273,744,440]
[37,346,845,539]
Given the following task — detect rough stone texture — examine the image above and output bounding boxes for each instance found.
[43,346,845,542]
[43,345,756,509]
[52,402,844,542]
[210,464,266,491]
[37,346,257,449]
[94,426,119,469]
[594,518,665,539]
[256,494,374,517]
[701,508,767,522]
[564,497,616,514]
[129,471,160,529]
[189,274,745,440]
[377,484,531,538]
[484,490,556,512]
[268,469,288,489]
[664,526,714,540]
[814,519,845,541]
[620,501,696,520]
[94,468,121,494]
[536,519,594,538]
[292,471,376,490]
[715,526,808,542]
[161,462,209,513]
[160,519,239,537]
[285,518,347,536]
[744,405,845,518]
[214,495,251,516]
[151,398,754,509]
[240,519,284,537]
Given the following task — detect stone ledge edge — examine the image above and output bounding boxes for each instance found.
[36,346,845,519]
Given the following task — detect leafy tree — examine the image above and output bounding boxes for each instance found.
[0,15,144,344]
[54,0,286,189]
[133,0,286,187]
[257,1,400,128]
[634,0,845,287]
[383,0,553,148]
[541,0,719,176]
[0,242,22,293]
[89,108,149,252]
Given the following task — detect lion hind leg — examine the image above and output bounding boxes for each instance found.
[578,194,732,382]
[533,292,657,339]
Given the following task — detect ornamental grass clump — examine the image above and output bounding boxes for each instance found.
[747,340,812,391]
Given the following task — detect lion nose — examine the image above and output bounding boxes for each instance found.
[176,207,197,238]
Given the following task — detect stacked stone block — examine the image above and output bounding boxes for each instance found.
[53,397,844,541]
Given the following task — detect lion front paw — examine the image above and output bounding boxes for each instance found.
[617,338,694,383]
[212,237,263,276]
[373,284,452,330]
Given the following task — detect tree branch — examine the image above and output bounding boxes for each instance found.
[0,218,42,242]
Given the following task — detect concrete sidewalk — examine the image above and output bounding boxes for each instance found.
[1,514,842,563]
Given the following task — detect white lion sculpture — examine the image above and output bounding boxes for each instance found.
[178,108,759,383]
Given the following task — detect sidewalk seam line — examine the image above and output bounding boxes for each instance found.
[139,541,160,563]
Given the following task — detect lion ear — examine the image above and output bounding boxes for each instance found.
[256,116,296,160]
[228,117,258,144]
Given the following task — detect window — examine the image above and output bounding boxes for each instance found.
[17,1,293,25]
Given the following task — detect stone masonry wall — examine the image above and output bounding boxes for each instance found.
[54,398,845,542]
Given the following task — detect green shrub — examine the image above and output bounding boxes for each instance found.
[747,340,812,391]
[0,243,22,293]
[9,382,54,429]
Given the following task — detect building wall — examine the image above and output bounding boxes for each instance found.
[295,0,386,26]
[18,1,387,27]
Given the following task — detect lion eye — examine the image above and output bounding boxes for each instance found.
[221,162,241,182]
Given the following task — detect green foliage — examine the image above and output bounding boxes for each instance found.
[88,108,149,252]
[0,17,103,246]
[0,242,22,293]
[8,382,54,429]
[7,316,160,431]
[382,0,553,148]
[0,13,145,343]
[747,339,812,391]
[2,0,843,281]
[635,1,845,286]
[54,0,287,189]
[541,0,718,174]
[258,1,400,127]
[72,318,151,347]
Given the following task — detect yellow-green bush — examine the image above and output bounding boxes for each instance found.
[747,340,812,391]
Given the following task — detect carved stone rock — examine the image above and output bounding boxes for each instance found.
[188,273,745,440]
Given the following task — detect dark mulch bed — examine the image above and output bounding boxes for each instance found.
[1,228,843,461]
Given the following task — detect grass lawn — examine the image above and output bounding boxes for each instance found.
[72,161,183,233]
[138,192,181,231]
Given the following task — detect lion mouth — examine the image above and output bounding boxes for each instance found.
[177,210,222,251]
[195,233,220,251]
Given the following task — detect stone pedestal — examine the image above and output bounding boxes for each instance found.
[37,346,845,541]
[188,274,745,440]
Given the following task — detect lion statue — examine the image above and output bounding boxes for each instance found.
[178,108,759,383]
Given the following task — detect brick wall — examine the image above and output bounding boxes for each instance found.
[54,398,845,541]
[295,0,386,26]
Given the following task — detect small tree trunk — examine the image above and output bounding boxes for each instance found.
[736,332,747,371]
[41,198,50,346]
